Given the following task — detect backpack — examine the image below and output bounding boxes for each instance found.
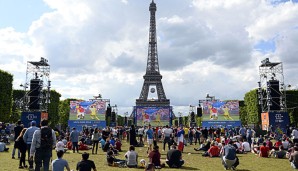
[40,127,53,149]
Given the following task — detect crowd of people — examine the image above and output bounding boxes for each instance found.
[1,120,298,170]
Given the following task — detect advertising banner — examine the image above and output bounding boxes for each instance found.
[69,100,106,121]
[136,106,171,126]
[68,120,106,132]
[21,111,41,128]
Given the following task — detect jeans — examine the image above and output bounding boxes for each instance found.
[12,147,20,158]
[27,144,33,168]
[72,142,79,152]
[92,140,99,154]
[34,148,52,171]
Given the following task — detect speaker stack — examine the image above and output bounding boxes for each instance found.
[197,107,202,117]
[28,79,41,110]
[267,80,280,111]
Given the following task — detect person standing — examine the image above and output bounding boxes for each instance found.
[51,150,70,171]
[91,128,100,154]
[292,128,298,144]
[12,120,23,159]
[23,120,40,169]
[70,127,79,153]
[15,128,28,168]
[129,125,137,146]
[30,119,56,171]
[177,126,185,152]
[146,125,154,153]
[163,125,173,151]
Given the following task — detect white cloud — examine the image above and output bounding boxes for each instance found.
[0,0,298,112]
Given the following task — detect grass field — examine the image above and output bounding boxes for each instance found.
[0,140,291,171]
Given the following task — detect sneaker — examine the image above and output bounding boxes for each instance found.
[231,166,236,170]
[24,165,28,168]
[19,166,24,169]
[12,157,15,159]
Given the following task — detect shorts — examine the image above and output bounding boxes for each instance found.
[147,139,153,145]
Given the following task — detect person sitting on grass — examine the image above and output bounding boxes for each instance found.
[51,150,70,171]
[206,141,220,157]
[125,145,138,168]
[115,138,122,152]
[289,146,298,169]
[166,145,184,168]
[76,152,97,171]
[102,138,111,152]
[194,139,211,151]
[148,145,162,169]
[269,146,286,159]
[107,150,126,167]
[259,142,270,157]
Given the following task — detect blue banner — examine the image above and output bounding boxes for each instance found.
[202,121,242,128]
[21,112,41,128]
[268,111,289,131]
[68,120,106,132]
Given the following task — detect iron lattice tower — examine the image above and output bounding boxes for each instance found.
[136,0,170,106]
[258,58,286,112]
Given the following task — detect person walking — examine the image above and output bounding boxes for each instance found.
[70,127,80,153]
[12,120,23,159]
[23,120,40,169]
[15,128,28,169]
[30,119,56,171]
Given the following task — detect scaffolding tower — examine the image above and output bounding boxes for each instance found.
[258,58,286,112]
[22,57,51,112]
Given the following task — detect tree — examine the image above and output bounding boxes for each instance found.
[48,90,61,128]
[244,89,261,125]
[0,70,13,123]
[59,98,78,129]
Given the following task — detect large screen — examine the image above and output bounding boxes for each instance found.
[136,106,171,126]
[69,100,106,121]
[202,100,239,121]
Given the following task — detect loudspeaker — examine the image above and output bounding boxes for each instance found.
[106,106,111,117]
[28,79,41,110]
[111,111,116,122]
[190,111,195,122]
[268,80,280,111]
[197,107,202,117]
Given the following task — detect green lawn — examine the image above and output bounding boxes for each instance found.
[0,141,292,171]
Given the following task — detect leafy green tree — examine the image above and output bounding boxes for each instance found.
[0,70,13,123]
[48,90,61,128]
[244,89,262,125]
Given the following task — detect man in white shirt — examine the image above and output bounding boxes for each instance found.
[292,128,298,143]
[163,125,173,151]
[138,127,144,145]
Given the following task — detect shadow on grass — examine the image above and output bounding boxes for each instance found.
[235,169,250,171]
[180,166,200,170]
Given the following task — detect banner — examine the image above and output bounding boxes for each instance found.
[136,106,171,126]
[68,120,106,132]
[69,100,106,121]
[21,112,42,128]
[202,100,240,121]
[262,111,290,132]
[202,121,242,128]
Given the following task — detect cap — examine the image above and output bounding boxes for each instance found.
[31,120,36,125]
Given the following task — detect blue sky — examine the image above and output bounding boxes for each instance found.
[0,0,298,115]
[0,0,52,32]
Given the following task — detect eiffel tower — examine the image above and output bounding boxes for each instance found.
[136,0,170,107]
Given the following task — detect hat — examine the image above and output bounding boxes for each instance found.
[31,121,36,126]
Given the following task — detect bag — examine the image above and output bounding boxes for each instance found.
[40,127,53,149]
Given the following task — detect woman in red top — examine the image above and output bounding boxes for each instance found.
[259,142,270,157]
